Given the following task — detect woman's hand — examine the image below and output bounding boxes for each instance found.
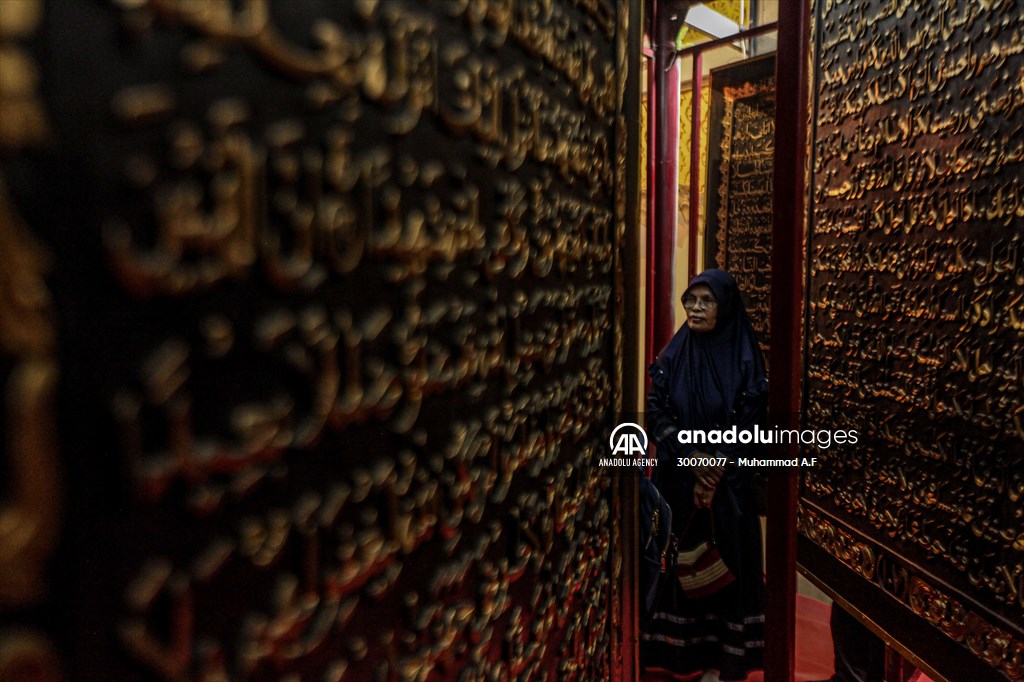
[694,481,716,508]
[693,459,725,488]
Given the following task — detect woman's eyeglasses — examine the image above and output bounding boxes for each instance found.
[681,294,718,310]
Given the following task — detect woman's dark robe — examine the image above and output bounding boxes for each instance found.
[641,269,768,681]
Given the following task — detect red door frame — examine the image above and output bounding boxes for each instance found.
[644,2,810,680]
[765,1,811,680]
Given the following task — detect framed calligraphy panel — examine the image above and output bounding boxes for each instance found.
[801,1,1024,679]
[0,1,641,679]
[705,54,776,365]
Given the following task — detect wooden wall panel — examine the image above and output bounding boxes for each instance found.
[0,1,638,679]
[802,0,1024,678]
[704,54,775,366]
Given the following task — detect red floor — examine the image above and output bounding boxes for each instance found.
[641,595,935,682]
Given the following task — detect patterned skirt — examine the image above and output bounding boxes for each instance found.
[640,579,765,681]
[640,499,765,681]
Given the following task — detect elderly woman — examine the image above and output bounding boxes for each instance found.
[641,269,768,682]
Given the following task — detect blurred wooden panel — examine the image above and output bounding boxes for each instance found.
[0,0,639,679]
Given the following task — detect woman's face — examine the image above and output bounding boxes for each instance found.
[683,284,718,333]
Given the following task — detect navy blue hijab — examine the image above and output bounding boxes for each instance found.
[657,269,767,432]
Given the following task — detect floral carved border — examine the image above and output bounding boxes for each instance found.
[801,505,1024,680]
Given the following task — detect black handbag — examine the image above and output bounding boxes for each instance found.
[639,477,674,619]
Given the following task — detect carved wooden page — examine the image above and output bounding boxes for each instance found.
[0,1,637,679]
[802,0,1024,678]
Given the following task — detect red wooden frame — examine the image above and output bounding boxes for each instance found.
[644,3,807,680]
[766,1,811,680]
